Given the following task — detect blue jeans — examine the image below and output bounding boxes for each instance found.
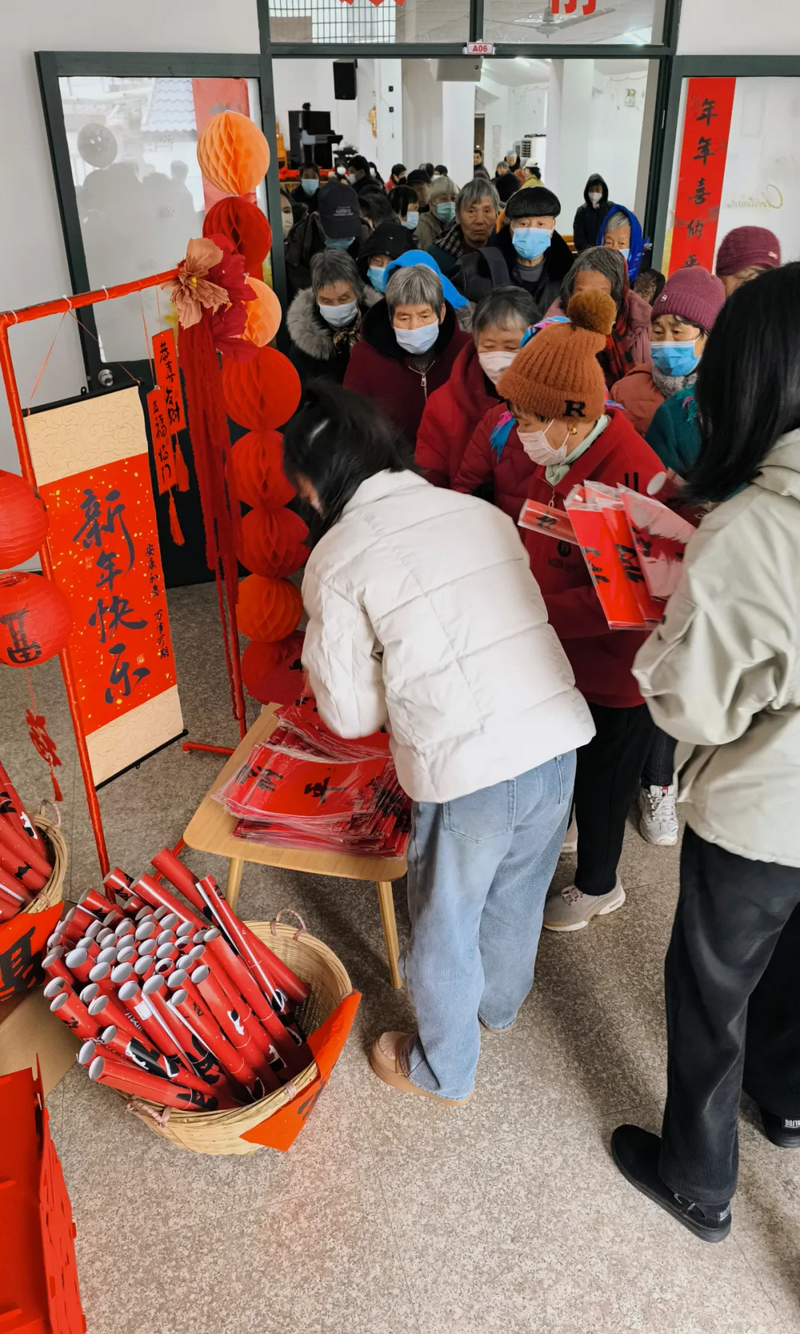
[401,752,576,1101]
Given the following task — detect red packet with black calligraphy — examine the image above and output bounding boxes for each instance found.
[565,495,646,630]
[600,506,663,625]
[146,387,173,495]
[152,329,185,433]
[517,498,576,543]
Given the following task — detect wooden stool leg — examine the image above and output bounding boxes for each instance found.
[225,857,244,911]
[376,880,402,989]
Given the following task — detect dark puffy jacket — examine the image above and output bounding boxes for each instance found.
[415,342,499,487]
[286,286,382,384]
[487,225,574,320]
[573,175,613,252]
[285,213,364,297]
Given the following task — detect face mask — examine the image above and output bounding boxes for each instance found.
[512,227,553,261]
[588,190,602,205]
[281,211,293,238]
[368,265,388,293]
[649,341,700,377]
[394,321,440,355]
[347,173,357,186]
[435,202,456,223]
[403,212,419,231]
[324,235,354,251]
[517,420,570,467]
[478,350,517,385]
[301,179,317,195]
[318,299,359,327]
[620,247,631,263]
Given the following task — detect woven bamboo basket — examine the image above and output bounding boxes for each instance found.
[125,918,353,1155]
[25,806,68,916]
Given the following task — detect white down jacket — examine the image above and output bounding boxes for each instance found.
[301,470,595,803]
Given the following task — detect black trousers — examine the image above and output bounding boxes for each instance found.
[574,701,654,896]
[641,726,677,789]
[660,826,800,1203]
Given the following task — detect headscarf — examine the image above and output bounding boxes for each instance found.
[384,249,469,309]
[596,204,645,282]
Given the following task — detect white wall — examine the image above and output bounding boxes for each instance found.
[272,58,374,158]
[401,62,474,188]
[678,0,800,54]
[585,71,649,220]
[0,1,259,477]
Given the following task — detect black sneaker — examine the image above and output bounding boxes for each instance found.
[611,1125,731,1244]
[759,1108,800,1148]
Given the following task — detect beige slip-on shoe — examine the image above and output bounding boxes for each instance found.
[369,1031,473,1105]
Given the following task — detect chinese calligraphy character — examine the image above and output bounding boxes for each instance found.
[104,642,150,704]
[690,177,709,206]
[615,545,645,584]
[684,254,699,268]
[696,97,717,127]
[303,776,344,804]
[693,136,714,166]
[73,489,135,572]
[0,925,38,1001]
[686,218,704,240]
[256,768,285,794]
[90,595,147,644]
[582,547,610,585]
[95,548,124,592]
[0,608,42,665]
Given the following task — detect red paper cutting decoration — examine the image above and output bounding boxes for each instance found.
[241,631,305,706]
[26,706,64,802]
[230,431,295,509]
[222,346,302,432]
[0,572,72,668]
[237,574,303,643]
[236,506,308,579]
[243,277,282,349]
[197,111,271,196]
[0,471,48,566]
[203,197,272,275]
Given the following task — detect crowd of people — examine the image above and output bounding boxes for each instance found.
[275,150,797,1250]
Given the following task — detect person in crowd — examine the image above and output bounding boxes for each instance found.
[346,155,374,194]
[283,381,594,1106]
[416,286,536,488]
[715,225,781,297]
[420,161,435,177]
[473,147,488,174]
[573,173,613,252]
[455,291,663,930]
[285,180,364,297]
[300,101,316,166]
[612,263,800,1242]
[505,149,521,173]
[293,163,321,212]
[280,185,300,235]
[415,174,459,250]
[406,169,434,240]
[612,267,725,436]
[388,184,420,235]
[433,163,449,178]
[358,221,415,293]
[386,163,407,191]
[598,204,645,282]
[548,247,651,389]
[367,161,384,187]
[634,267,665,306]
[357,187,395,231]
[286,250,379,384]
[519,160,543,186]
[428,178,500,279]
[344,259,469,443]
[490,186,573,317]
[494,160,519,204]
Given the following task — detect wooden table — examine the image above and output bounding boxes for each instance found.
[183,707,407,987]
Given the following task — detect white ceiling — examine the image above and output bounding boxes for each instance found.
[480,54,650,88]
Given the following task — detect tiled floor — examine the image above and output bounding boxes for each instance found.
[7,582,799,1333]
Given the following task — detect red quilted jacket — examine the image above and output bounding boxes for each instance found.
[454,406,663,707]
[415,342,500,487]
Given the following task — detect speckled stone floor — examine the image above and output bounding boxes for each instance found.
[5,582,799,1334]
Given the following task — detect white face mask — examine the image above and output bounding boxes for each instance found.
[347,173,357,186]
[517,420,571,467]
[394,321,439,354]
[588,190,603,205]
[477,349,517,385]
[281,211,293,238]
[318,299,359,328]
[403,211,420,231]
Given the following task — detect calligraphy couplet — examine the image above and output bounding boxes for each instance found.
[152,329,185,434]
[669,77,736,276]
[22,388,184,786]
[147,387,173,495]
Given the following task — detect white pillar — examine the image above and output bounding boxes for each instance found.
[547,59,595,226]
[375,59,403,177]
[441,82,476,190]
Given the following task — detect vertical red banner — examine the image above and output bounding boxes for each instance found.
[669,77,736,276]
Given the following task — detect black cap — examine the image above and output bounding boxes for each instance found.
[317,182,361,239]
[506,186,561,221]
[407,169,431,185]
[350,155,369,173]
[359,221,415,263]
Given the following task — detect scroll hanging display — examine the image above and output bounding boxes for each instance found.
[668,76,736,276]
[23,386,184,785]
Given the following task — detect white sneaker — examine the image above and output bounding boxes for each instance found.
[638,784,678,846]
[543,878,626,932]
[561,817,578,855]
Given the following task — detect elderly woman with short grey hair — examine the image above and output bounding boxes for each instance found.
[286,249,380,384]
[545,245,652,387]
[344,260,470,442]
[428,178,501,280]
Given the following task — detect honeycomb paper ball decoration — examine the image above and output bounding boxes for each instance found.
[236,506,308,579]
[222,346,301,432]
[243,277,282,349]
[197,112,270,196]
[203,197,272,273]
[237,574,303,643]
[0,572,73,668]
[241,630,304,706]
[230,431,295,510]
[0,471,48,566]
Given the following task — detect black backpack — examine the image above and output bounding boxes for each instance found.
[450,246,511,302]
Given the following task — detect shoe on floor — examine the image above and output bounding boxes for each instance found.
[560,817,578,855]
[479,1017,518,1035]
[543,878,625,932]
[638,784,678,846]
[369,1032,473,1105]
[759,1107,800,1147]
[611,1124,731,1243]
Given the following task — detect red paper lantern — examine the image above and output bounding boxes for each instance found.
[197,112,270,195]
[0,471,48,566]
[241,631,305,705]
[237,574,303,643]
[0,572,72,668]
[230,431,295,510]
[222,346,301,432]
[203,197,272,273]
[236,506,308,579]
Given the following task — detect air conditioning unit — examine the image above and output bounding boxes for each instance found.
[434,58,483,82]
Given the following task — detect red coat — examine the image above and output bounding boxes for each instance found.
[344,301,470,444]
[415,342,499,487]
[454,407,663,707]
[611,364,665,435]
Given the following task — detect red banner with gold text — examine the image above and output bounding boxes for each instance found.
[668,77,735,276]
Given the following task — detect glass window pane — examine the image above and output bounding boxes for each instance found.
[268,0,469,45]
[483,0,667,47]
[58,76,268,363]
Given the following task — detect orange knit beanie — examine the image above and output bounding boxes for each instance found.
[497,289,616,422]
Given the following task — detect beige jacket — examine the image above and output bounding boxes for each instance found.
[633,430,800,867]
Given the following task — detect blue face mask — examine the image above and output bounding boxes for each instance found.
[394,321,440,355]
[512,226,553,261]
[650,341,700,377]
[435,202,456,223]
[301,179,317,195]
[324,235,354,251]
[368,265,388,293]
[403,212,419,231]
[620,247,631,263]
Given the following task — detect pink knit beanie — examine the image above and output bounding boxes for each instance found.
[651,267,725,332]
[715,227,781,278]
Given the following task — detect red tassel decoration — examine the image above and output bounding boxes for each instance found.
[167,492,185,547]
